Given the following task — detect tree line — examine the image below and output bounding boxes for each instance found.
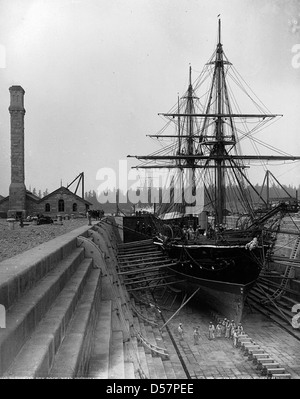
[84,184,300,215]
[28,183,299,215]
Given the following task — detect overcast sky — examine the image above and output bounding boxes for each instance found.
[0,0,300,197]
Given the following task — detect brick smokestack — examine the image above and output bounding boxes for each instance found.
[8,85,26,218]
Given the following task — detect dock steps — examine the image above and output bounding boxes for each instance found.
[0,225,93,377]
[108,331,125,379]
[48,267,102,378]
[89,225,187,379]
[1,219,152,379]
[4,258,95,378]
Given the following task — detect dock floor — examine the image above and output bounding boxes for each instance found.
[158,299,300,379]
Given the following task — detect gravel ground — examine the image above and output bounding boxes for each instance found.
[0,218,89,262]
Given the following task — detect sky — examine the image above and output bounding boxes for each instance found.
[0,0,300,198]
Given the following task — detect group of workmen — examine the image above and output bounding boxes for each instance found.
[208,318,245,347]
[177,318,245,347]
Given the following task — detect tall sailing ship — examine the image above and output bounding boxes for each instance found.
[127,20,300,322]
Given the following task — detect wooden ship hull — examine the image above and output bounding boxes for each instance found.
[164,269,256,323]
[154,236,262,322]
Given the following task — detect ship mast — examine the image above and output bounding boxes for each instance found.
[177,94,181,165]
[185,65,197,213]
[215,18,225,225]
[127,19,300,222]
[187,65,195,163]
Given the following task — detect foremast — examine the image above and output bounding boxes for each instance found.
[185,65,197,215]
[215,18,226,225]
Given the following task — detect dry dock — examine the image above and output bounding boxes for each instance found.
[0,216,299,379]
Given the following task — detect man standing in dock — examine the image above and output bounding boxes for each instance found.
[193,327,200,345]
[225,319,231,338]
[178,323,184,340]
[208,322,215,340]
[87,210,92,226]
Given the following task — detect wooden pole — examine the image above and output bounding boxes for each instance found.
[159,287,200,331]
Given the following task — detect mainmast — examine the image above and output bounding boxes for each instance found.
[187,65,195,162]
[215,17,226,225]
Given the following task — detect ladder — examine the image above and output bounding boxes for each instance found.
[261,235,300,304]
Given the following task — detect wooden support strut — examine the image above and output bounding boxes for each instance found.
[117,239,154,247]
[118,256,169,264]
[256,283,292,324]
[117,250,161,258]
[118,243,158,250]
[159,287,201,331]
[124,274,175,284]
[117,262,178,276]
[127,279,187,292]
[118,247,159,254]
[118,259,176,269]
[124,275,174,287]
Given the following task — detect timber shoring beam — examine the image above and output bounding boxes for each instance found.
[118,248,158,255]
[159,287,201,331]
[123,270,171,281]
[127,279,187,292]
[118,255,164,263]
[118,259,175,269]
[119,252,160,260]
[118,244,159,252]
[118,255,169,264]
[124,275,175,286]
[118,239,154,247]
[117,262,178,276]
[124,273,175,284]
[117,250,161,258]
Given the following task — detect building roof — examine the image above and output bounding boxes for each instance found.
[40,186,92,205]
[0,191,43,203]
[0,195,8,204]
[26,190,40,202]
[0,187,93,207]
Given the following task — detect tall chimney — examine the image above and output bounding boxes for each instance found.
[8,85,26,218]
